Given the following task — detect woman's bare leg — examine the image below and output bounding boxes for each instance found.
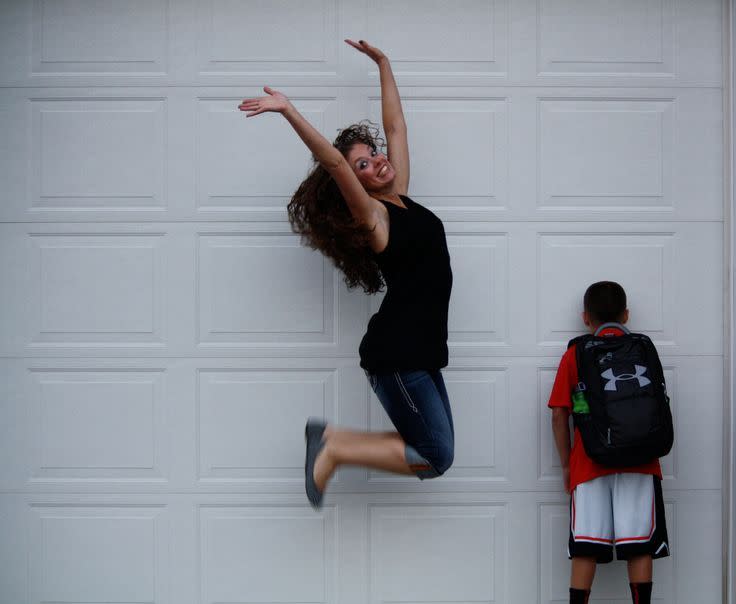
[313,427,414,491]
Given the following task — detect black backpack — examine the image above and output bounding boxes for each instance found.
[569,323,674,467]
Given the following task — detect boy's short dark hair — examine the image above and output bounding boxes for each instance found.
[583,281,627,324]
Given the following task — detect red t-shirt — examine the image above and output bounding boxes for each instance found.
[547,327,662,492]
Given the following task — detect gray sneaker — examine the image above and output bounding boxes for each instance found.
[304,418,327,509]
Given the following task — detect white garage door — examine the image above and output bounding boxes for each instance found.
[0,1,726,602]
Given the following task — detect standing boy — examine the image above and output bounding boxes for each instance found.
[548,281,671,604]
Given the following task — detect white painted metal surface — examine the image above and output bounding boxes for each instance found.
[0,1,726,602]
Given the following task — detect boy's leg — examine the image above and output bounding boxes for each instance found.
[613,474,669,560]
[570,552,597,603]
[627,554,653,603]
[568,476,615,602]
[627,554,653,583]
[569,586,592,603]
[613,474,669,604]
[571,556,597,588]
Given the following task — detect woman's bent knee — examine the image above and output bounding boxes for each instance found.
[407,440,454,479]
[429,440,454,476]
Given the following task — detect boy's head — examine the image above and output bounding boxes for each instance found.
[582,281,629,332]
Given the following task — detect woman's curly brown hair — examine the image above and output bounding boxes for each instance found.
[287,121,386,294]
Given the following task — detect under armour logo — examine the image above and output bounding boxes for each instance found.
[601,365,651,391]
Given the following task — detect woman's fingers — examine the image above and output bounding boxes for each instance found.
[345,39,373,53]
[239,101,264,116]
[237,87,287,116]
[237,86,278,106]
[237,98,261,116]
[345,38,384,61]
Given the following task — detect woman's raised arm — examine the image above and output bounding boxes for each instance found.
[239,87,376,223]
[345,39,409,195]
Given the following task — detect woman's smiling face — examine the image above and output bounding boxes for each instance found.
[345,143,395,193]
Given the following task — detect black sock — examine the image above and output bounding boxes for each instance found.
[630,582,653,604]
[570,587,590,604]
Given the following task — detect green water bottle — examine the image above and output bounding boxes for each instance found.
[572,383,589,414]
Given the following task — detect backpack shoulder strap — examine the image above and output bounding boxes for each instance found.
[567,334,590,350]
[628,331,652,344]
[568,334,594,392]
[628,332,666,386]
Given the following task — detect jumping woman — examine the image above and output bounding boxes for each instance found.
[239,39,454,508]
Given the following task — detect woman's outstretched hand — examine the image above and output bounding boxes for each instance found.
[238,86,291,117]
[345,39,387,64]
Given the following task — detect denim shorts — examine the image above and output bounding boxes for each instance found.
[365,369,454,479]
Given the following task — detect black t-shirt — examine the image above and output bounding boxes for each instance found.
[359,195,453,372]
